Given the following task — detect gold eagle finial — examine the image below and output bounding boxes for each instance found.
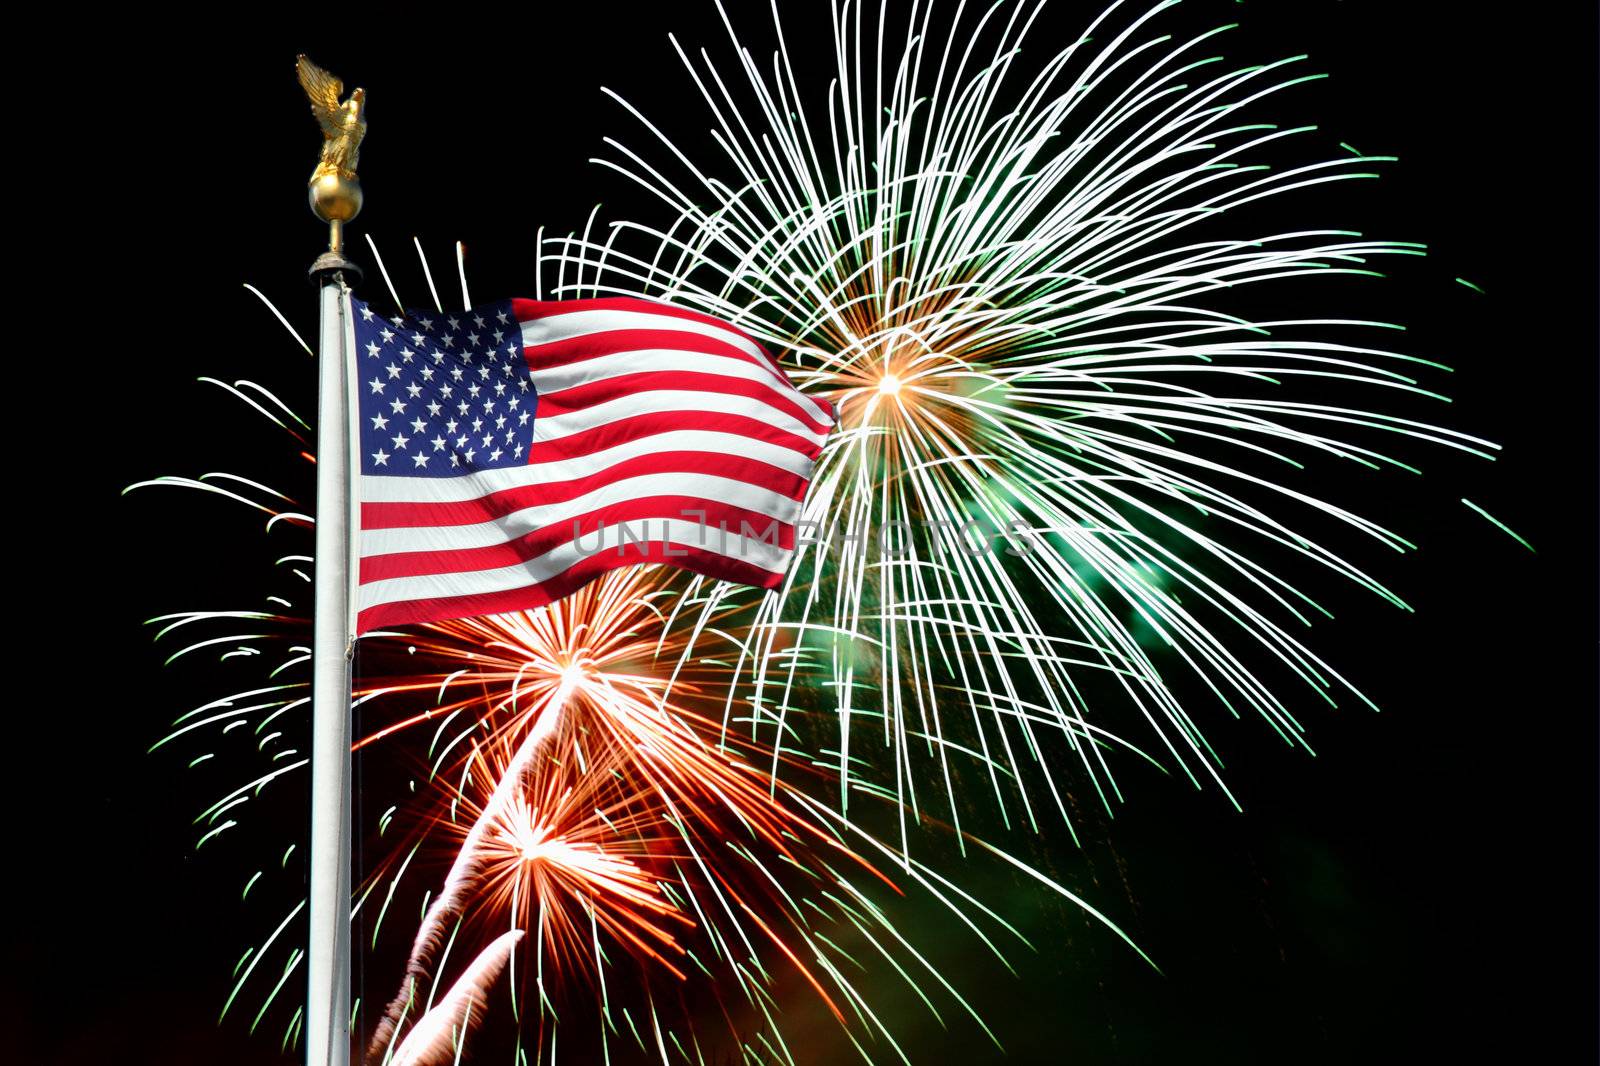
[297,55,366,182]
[297,56,365,252]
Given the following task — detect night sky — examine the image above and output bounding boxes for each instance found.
[18,3,1595,1063]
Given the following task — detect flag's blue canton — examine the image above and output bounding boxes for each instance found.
[352,297,537,479]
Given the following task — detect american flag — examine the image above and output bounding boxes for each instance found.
[351,295,835,633]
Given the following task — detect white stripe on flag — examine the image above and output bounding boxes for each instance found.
[360,472,801,556]
[357,517,790,611]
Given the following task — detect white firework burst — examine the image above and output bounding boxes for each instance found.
[543,0,1497,851]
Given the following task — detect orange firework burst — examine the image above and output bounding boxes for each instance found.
[362,564,949,1065]
[474,760,690,979]
[356,564,726,762]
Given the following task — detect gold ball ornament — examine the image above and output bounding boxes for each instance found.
[309,171,363,224]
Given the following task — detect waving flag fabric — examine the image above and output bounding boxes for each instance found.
[351,295,835,633]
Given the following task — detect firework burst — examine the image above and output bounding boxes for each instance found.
[549,0,1499,850]
[363,565,1001,1064]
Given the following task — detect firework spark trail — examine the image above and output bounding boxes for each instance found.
[370,680,572,1060]
[544,0,1502,851]
[386,930,524,1066]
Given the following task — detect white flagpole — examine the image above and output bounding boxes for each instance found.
[300,54,367,1066]
[306,257,356,1066]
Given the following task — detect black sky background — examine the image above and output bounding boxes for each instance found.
[13,2,1596,1063]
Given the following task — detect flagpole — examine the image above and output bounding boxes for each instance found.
[301,57,366,1066]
